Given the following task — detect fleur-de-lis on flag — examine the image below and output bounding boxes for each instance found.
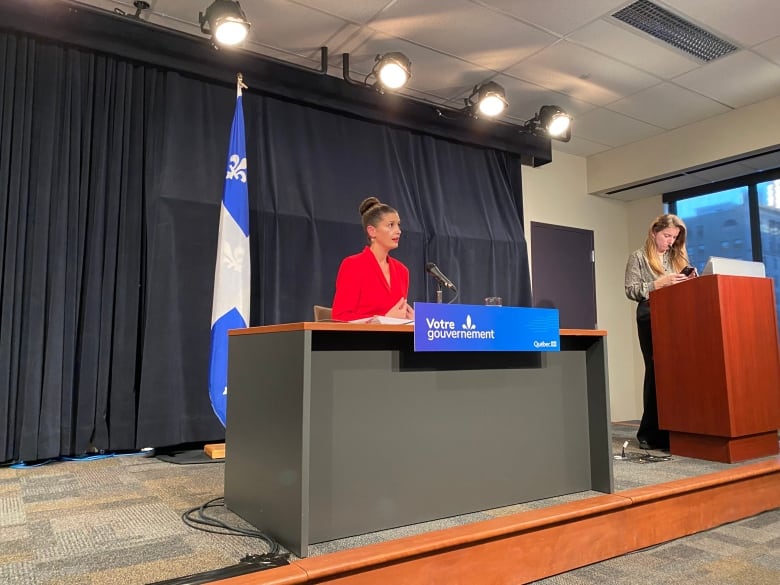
[226,154,247,183]
[221,242,245,272]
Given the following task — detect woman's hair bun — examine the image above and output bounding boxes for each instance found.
[359,197,381,216]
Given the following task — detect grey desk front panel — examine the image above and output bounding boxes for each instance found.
[224,330,312,554]
[308,349,590,542]
[224,327,611,557]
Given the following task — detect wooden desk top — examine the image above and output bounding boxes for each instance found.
[230,322,607,337]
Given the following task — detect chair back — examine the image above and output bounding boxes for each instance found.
[313,305,333,321]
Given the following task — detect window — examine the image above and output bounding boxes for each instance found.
[667,172,780,331]
[758,179,780,320]
[673,186,751,271]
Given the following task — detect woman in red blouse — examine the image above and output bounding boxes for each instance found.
[331,197,414,321]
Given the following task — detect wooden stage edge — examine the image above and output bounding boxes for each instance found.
[212,457,780,585]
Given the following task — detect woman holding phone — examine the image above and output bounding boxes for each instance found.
[624,213,695,451]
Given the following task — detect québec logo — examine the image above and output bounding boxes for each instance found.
[462,315,476,330]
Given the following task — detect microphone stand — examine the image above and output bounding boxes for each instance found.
[435,282,443,304]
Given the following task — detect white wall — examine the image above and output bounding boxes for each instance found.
[522,151,663,421]
[588,95,780,195]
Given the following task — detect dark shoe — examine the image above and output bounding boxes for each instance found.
[639,439,669,451]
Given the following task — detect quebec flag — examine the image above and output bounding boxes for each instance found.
[209,80,250,427]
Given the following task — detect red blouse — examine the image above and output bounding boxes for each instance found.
[331,247,410,321]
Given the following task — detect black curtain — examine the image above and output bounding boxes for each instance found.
[0,31,529,463]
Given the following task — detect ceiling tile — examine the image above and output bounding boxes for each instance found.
[322,23,372,59]
[291,0,397,24]
[568,19,700,79]
[552,135,612,157]
[607,83,731,130]
[345,33,488,100]
[366,0,557,71]
[673,51,780,108]
[503,40,660,106]
[46,0,780,163]
[663,0,780,47]
[477,0,627,36]
[573,107,665,147]
[754,35,780,66]
[238,1,351,51]
[482,74,596,124]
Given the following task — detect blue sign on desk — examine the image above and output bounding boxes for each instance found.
[413,302,560,352]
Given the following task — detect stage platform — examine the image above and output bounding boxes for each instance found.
[210,424,780,585]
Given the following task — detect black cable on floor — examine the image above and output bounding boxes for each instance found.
[147,551,290,585]
[181,496,280,554]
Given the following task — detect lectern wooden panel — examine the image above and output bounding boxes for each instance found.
[650,274,780,462]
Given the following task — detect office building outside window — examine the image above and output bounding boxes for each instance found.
[667,171,780,331]
[758,179,780,319]
[674,187,751,272]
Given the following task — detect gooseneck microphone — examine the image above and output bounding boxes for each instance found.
[425,262,457,292]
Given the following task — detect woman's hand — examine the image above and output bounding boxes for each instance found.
[385,297,412,319]
[656,273,688,288]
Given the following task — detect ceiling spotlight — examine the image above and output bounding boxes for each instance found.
[371,52,412,91]
[199,1,251,47]
[467,82,508,118]
[523,105,572,142]
[538,105,572,141]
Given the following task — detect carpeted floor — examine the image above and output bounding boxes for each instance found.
[0,425,778,584]
[0,453,262,585]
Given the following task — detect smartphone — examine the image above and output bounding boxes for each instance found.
[680,266,695,276]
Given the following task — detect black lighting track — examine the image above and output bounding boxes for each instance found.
[0,0,552,166]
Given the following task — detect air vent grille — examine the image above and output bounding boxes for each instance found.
[612,0,738,62]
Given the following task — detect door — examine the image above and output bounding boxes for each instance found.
[530,222,597,329]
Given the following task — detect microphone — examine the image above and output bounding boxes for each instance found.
[425,262,457,291]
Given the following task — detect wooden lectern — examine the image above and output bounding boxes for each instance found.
[650,274,780,462]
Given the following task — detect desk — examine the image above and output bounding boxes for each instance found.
[224,323,612,557]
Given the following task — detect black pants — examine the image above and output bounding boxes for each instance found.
[636,301,669,448]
